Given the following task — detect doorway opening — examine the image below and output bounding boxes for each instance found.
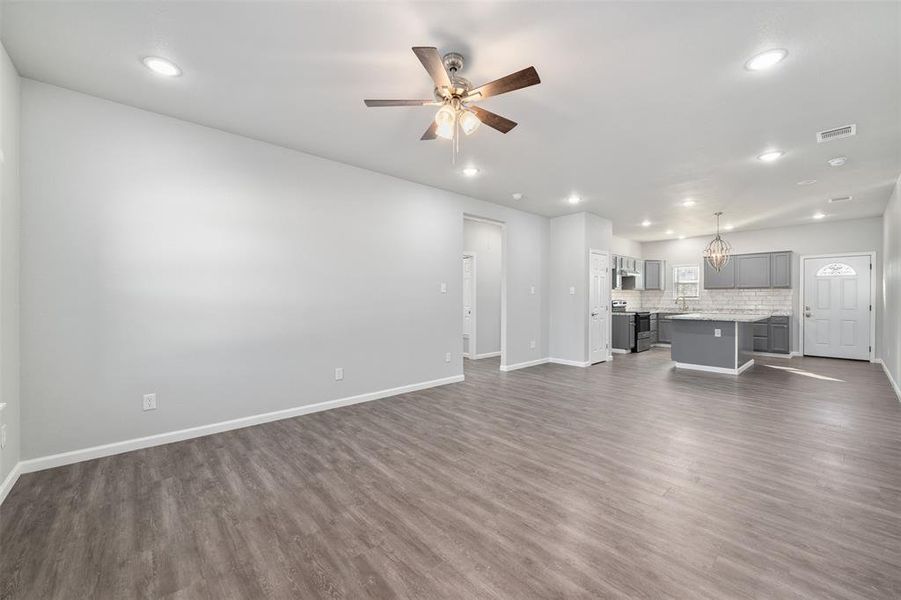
[800,252,875,361]
[463,217,503,363]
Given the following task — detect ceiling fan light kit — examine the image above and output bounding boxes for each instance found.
[364,46,541,162]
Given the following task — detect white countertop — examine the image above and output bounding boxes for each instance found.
[669,312,770,323]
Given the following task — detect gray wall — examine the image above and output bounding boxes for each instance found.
[0,41,20,486]
[20,80,550,460]
[463,219,501,357]
[642,218,884,354]
[883,176,900,395]
[549,212,613,363]
[549,213,587,362]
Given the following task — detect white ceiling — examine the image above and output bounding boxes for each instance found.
[2,1,899,241]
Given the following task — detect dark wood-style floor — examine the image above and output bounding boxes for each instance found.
[2,350,900,599]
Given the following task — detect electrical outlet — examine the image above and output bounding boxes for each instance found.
[142,393,157,411]
[0,424,6,449]
[440,282,447,294]
[530,340,536,349]
[445,352,452,363]
[714,328,722,337]
[335,367,344,381]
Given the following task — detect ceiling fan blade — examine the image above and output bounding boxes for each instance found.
[412,46,452,90]
[420,122,438,140]
[469,106,517,133]
[364,99,436,107]
[465,66,541,100]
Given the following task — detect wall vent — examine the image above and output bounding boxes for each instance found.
[827,195,853,203]
[816,124,856,143]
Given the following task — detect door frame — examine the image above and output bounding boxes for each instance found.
[799,251,876,362]
[462,251,477,359]
[463,215,506,369]
[588,248,612,363]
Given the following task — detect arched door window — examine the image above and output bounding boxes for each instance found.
[816,263,856,277]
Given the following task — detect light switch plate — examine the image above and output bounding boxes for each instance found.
[440,282,447,294]
[530,285,536,295]
[530,340,536,349]
[335,367,344,381]
[445,352,452,363]
[569,286,575,295]
[714,328,722,337]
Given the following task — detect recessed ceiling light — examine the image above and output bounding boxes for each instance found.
[678,235,686,240]
[142,56,181,77]
[568,195,581,205]
[511,192,523,200]
[745,49,788,71]
[796,179,817,186]
[641,220,651,227]
[461,167,480,177]
[757,150,784,162]
[665,229,674,235]
[724,224,735,231]
[813,212,826,220]
[827,156,847,167]
[682,199,696,207]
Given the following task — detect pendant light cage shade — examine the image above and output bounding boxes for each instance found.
[703,212,733,272]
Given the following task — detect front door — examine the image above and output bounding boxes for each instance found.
[803,255,871,360]
[589,252,609,364]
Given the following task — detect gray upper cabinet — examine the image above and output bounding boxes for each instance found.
[736,253,771,288]
[703,259,735,289]
[644,260,665,290]
[703,251,792,289]
[770,251,791,288]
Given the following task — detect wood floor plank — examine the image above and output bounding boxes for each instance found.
[2,350,900,599]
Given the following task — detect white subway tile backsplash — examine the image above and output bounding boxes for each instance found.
[612,287,792,315]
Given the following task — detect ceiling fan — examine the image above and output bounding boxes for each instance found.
[364,47,540,142]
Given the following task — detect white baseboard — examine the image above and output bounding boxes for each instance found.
[675,359,755,375]
[17,374,464,475]
[473,351,501,360]
[0,462,21,506]
[549,357,591,368]
[611,348,630,354]
[500,358,549,372]
[875,359,901,402]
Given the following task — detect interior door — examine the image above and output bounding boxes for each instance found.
[589,252,609,364]
[803,255,871,360]
[462,255,474,356]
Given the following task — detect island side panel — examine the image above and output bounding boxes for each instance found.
[737,321,755,368]
[671,320,737,369]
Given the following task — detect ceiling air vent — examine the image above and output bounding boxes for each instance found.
[816,124,856,143]
[828,195,853,203]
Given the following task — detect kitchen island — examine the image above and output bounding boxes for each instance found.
[670,313,769,374]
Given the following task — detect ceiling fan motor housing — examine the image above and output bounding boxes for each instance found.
[433,52,472,101]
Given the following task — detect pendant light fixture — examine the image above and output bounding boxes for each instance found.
[703,212,732,272]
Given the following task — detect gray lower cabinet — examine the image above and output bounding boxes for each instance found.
[769,317,790,353]
[736,253,771,288]
[658,316,673,343]
[703,259,735,289]
[770,251,791,288]
[749,316,791,354]
[612,315,634,350]
[644,260,665,291]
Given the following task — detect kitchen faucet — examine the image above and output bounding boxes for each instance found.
[675,295,690,312]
